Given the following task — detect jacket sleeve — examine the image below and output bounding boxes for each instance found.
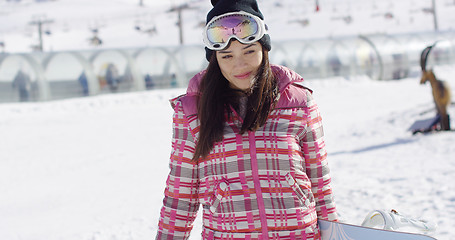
[156,100,200,239]
[300,92,338,221]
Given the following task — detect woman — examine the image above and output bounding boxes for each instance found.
[156,0,338,239]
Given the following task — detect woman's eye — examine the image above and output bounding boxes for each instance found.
[245,50,255,54]
[222,55,232,59]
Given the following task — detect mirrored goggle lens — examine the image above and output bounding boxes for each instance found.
[206,14,259,45]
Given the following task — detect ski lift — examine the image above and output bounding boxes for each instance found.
[88,35,103,46]
[44,28,52,35]
[135,14,158,35]
[289,18,310,27]
[143,26,157,36]
[384,12,394,19]
[88,25,103,46]
[343,15,352,24]
[422,8,434,14]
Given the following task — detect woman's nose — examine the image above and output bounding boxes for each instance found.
[234,55,247,68]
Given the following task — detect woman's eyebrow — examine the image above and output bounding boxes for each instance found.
[218,44,256,54]
[218,50,231,54]
[243,44,256,50]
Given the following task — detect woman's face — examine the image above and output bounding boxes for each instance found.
[216,40,263,91]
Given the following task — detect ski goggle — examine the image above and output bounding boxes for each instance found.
[203,11,267,51]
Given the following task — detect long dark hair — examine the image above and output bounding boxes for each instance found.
[193,45,278,161]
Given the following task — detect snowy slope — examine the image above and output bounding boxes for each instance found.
[1,70,454,239]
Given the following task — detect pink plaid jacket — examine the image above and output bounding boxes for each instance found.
[156,65,338,240]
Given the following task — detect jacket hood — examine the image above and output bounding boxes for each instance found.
[186,64,304,96]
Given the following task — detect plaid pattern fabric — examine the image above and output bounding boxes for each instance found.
[157,66,338,240]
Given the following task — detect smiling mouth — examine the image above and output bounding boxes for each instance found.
[234,72,252,79]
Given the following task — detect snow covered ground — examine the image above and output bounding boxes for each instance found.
[1,65,454,240]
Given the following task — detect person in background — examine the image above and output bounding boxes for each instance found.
[78,72,89,96]
[105,63,120,92]
[12,70,31,102]
[156,0,338,239]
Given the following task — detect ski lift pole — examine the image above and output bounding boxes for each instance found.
[431,0,438,31]
[178,8,184,45]
[29,17,54,52]
[168,3,195,45]
[315,0,320,12]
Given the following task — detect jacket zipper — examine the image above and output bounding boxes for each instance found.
[248,131,269,239]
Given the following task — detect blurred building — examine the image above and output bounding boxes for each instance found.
[0,31,454,103]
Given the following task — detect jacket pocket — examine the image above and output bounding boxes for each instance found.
[285,172,315,209]
[209,179,229,214]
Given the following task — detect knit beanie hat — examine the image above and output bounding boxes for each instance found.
[205,0,272,61]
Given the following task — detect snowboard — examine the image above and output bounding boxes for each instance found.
[318,219,437,240]
[408,115,440,134]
